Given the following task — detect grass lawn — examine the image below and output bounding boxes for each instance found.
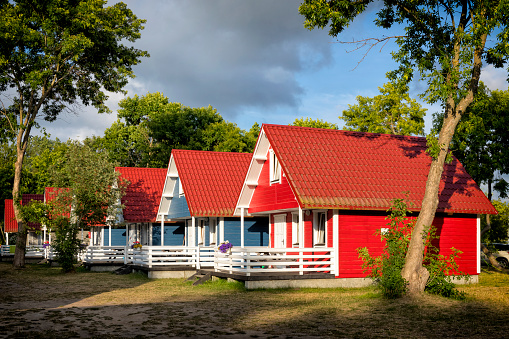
[0,262,508,338]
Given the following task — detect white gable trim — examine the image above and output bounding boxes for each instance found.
[234,128,270,216]
[156,154,178,221]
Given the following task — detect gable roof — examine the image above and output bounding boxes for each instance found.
[237,124,496,215]
[159,150,252,218]
[116,167,167,223]
[4,199,16,232]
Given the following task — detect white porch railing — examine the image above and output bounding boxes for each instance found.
[0,245,54,259]
[84,246,126,264]
[130,246,216,269]
[214,247,335,276]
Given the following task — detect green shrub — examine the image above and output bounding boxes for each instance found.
[358,197,466,299]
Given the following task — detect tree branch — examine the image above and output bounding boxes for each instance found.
[334,36,406,70]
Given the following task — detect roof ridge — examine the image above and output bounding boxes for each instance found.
[262,123,427,142]
[172,149,252,156]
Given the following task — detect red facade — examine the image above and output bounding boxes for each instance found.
[249,149,298,214]
[239,125,492,279]
[4,199,16,233]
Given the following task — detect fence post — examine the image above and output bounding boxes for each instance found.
[300,248,303,275]
[196,246,201,270]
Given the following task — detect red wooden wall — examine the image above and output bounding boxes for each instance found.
[249,149,299,214]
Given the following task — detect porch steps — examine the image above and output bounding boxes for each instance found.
[114,265,133,275]
[186,271,212,286]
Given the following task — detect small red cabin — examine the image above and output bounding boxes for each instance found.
[235,124,496,281]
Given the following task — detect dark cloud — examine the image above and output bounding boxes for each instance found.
[124,0,332,119]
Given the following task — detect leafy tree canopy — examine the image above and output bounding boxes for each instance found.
[99,92,260,167]
[434,83,509,200]
[299,0,509,295]
[341,78,426,136]
[482,200,509,244]
[0,0,148,267]
[291,117,338,129]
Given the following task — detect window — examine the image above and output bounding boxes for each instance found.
[292,214,299,246]
[209,218,217,245]
[270,149,281,184]
[198,219,205,245]
[313,211,326,246]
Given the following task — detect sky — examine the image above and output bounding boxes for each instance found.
[35,0,508,142]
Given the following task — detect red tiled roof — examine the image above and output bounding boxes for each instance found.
[4,199,16,233]
[117,167,167,223]
[263,124,496,214]
[173,150,252,217]
[22,194,44,229]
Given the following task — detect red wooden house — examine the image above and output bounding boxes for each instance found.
[233,124,496,286]
[88,167,167,247]
[157,149,268,248]
[3,194,45,246]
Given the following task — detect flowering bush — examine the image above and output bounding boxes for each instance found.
[42,241,50,249]
[218,240,233,254]
[131,241,142,249]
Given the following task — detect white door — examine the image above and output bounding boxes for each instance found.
[273,215,286,249]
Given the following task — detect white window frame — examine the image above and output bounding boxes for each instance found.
[291,213,299,246]
[313,210,327,247]
[198,219,206,245]
[209,218,217,245]
[269,149,281,184]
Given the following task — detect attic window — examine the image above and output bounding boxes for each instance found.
[270,149,281,184]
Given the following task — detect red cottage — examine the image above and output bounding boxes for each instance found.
[233,124,496,288]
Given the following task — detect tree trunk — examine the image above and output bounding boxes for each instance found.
[401,106,464,295]
[12,130,29,268]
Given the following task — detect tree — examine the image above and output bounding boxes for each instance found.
[435,84,509,201]
[34,142,128,272]
[482,200,509,244]
[0,0,148,267]
[434,84,509,268]
[341,79,426,136]
[99,92,260,167]
[299,0,509,295]
[291,117,338,129]
[202,121,259,153]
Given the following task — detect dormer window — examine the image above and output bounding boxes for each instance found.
[270,149,281,184]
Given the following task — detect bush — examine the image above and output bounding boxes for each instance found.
[52,217,81,273]
[358,197,466,299]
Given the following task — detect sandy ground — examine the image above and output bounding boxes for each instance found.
[2,263,509,338]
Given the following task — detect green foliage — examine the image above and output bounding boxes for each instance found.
[482,200,509,243]
[50,142,128,229]
[98,92,259,167]
[52,217,81,273]
[341,78,426,136]
[425,134,453,163]
[0,0,148,117]
[23,142,129,272]
[358,198,412,298]
[358,198,466,299]
[424,228,467,300]
[291,118,338,129]
[434,84,509,200]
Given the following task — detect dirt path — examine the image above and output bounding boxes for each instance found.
[1,263,509,338]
